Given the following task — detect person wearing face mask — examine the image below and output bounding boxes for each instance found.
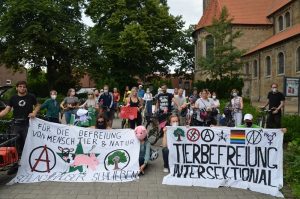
[162,114,179,172]
[40,90,60,123]
[262,83,285,128]
[211,92,220,125]
[237,114,260,128]
[230,89,243,126]
[98,85,114,127]
[143,88,153,122]
[96,113,107,129]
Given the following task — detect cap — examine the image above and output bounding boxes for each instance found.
[87,90,93,94]
[244,113,253,121]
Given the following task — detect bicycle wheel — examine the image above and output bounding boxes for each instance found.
[146,121,159,145]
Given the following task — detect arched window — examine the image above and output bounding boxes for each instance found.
[253,60,258,77]
[245,62,250,75]
[297,47,300,72]
[278,16,283,31]
[285,12,291,27]
[278,52,285,74]
[265,56,271,76]
[205,35,214,59]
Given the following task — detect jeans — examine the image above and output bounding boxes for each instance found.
[145,101,153,116]
[65,110,73,124]
[162,147,169,169]
[233,111,242,126]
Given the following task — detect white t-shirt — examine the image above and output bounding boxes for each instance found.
[195,98,214,121]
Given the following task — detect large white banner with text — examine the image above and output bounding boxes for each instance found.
[162,126,284,197]
[9,118,140,184]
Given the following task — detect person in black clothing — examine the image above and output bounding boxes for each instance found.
[262,83,285,128]
[125,87,143,129]
[155,85,174,114]
[0,80,40,174]
[98,85,114,127]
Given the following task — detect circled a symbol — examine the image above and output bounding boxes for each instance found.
[246,130,262,145]
[187,128,200,142]
[201,129,215,142]
[29,145,56,173]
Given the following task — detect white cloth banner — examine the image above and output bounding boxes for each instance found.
[9,118,140,184]
[162,126,284,197]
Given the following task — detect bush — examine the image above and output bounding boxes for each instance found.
[193,77,244,99]
[282,115,300,142]
[284,138,300,198]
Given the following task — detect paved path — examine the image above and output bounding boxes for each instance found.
[0,119,285,199]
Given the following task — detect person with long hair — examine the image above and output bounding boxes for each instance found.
[126,87,143,129]
[60,88,79,124]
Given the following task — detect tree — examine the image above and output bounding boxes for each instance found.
[198,6,245,79]
[85,0,184,85]
[174,25,195,79]
[0,0,87,92]
[108,150,127,170]
[173,128,185,141]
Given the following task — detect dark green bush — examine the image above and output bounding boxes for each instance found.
[284,138,300,198]
[282,115,300,142]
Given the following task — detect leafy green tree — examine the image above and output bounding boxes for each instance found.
[0,0,87,92]
[174,25,195,79]
[198,6,245,79]
[108,150,127,170]
[85,0,184,85]
[173,128,185,141]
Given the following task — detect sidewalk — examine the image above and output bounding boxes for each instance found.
[0,119,284,199]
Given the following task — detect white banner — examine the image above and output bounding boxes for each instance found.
[9,118,140,184]
[162,126,284,197]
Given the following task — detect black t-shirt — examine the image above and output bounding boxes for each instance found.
[8,93,38,120]
[157,92,174,112]
[267,91,285,111]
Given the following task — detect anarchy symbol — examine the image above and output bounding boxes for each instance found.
[201,129,215,142]
[246,130,262,145]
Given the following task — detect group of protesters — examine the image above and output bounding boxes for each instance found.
[0,80,286,175]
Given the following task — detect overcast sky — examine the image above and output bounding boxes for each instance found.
[168,0,203,28]
[82,0,203,28]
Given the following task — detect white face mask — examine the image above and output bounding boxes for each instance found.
[212,95,216,99]
[232,93,237,97]
[272,88,277,93]
[171,122,178,127]
[51,95,57,100]
[104,89,108,93]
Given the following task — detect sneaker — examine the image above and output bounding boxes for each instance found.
[163,168,169,173]
[7,163,19,175]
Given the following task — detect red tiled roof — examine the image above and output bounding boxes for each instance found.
[267,0,292,16]
[244,23,300,56]
[196,0,275,30]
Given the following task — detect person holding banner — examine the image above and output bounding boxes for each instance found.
[162,114,179,172]
[40,90,60,123]
[126,87,143,129]
[134,126,150,175]
[0,80,40,174]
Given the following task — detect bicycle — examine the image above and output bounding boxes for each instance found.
[146,112,170,145]
[0,120,19,172]
[257,107,275,128]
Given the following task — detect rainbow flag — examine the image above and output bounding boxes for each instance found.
[230,130,245,144]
